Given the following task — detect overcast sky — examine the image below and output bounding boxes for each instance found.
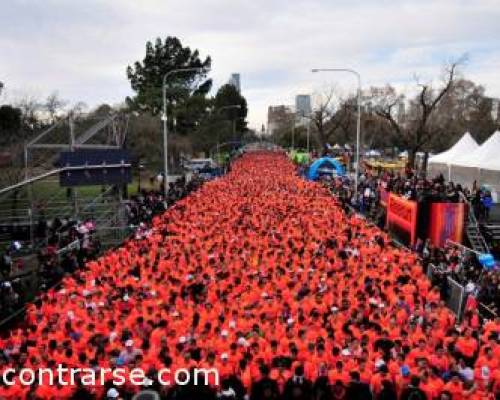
[1,0,500,129]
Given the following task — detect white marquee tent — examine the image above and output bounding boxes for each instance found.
[427,132,479,180]
[451,131,500,169]
[448,131,500,199]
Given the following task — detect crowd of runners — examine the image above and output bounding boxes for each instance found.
[0,152,498,399]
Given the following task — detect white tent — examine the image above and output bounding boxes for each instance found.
[427,132,479,180]
[451,131,500,169]
[365,149,381,157]
[449,131,500,199]
[429,132,478,164]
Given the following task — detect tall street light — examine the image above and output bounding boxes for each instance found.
[162,67,206,198]
[311,68,362,194]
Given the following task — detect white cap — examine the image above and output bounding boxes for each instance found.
[125,339,134,347]
[287,318,295,325]
[229,320,236,329]
[375,359,385,368]
[221,329,229,337]
[107,388,119,398]
[341,349,351,356]
[179,336,187,344]
[221,353,229,360]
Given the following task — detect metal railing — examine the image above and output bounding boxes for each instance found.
[459,192,490,253]
[0,225,131,329]
[426,263,466,320]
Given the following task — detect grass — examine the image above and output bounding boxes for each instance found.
[0,176,143,217]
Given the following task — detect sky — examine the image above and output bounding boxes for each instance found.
[1,0,500,130]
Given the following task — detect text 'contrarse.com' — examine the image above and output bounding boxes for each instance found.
[0,366,219,387]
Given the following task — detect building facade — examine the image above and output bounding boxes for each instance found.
[267,105,294,136]
[228,73,241,93]
[295,95,312,116]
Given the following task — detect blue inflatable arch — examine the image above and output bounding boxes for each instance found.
[307,157,345,180]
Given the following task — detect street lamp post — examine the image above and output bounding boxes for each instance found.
[306,117,311,154]
[162,67,205,199]
[311,68,362,194]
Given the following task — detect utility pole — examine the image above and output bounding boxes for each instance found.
[162,67,206,199]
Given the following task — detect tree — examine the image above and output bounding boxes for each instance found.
[44,91,67,123]
[126,36,212,115]
[370,59,463,167]
[69,101,88,119]
[16,94,42,130]
[308,89,351,150]
[431,78,496,146]
[0,105,22,133]
[213,84,248,135]
[127,113,164,168]
[173,94,212,136]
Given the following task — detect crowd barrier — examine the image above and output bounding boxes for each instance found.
[426,263,466,320]
[478,302,498,320]
[0,237,95,329]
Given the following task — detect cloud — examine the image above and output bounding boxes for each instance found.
[1,0,499,129]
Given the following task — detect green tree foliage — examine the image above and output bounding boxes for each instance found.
[0,105,22,133]
[126,36,212,116]
[214,84,248,134]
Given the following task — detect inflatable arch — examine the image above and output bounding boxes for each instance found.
[307,157,345,180]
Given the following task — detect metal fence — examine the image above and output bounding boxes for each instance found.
[427,263,466,320]
[0,227,130,329]
[478,302,498,320]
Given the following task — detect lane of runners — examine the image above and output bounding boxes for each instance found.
[0,152,499,399]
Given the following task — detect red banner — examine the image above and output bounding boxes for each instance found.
[428,203,467,247]
[387,194,418,246]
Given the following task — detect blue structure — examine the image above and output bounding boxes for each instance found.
[478,253,496,270]
[307,157,345,181]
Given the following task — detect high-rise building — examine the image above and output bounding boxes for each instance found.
[267,105,294,136]
[228,73,241,93]
[490,98,500,121]
[295,94,311,117]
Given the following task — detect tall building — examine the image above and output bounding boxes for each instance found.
[397,101,406,123]
[490,98,500,122]
[267,105,294,136]
[295,95,311,116]
[228,73,241,93]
